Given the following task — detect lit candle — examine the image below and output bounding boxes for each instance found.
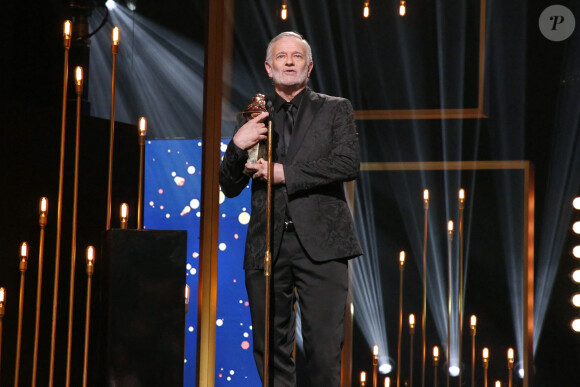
[360,371,366,385]
[281,1,288,20]
[399,1,406,16]
[120,203,129,229]
[20,242,28,260]
[139,117,147,137]
[75,66,83,86]
[448,220,454,232]
[363,2,370,18]
[384,376,390,387]
[409,313,415,329]
[423,189,429,201]
[0,287,5,303]
[471,315,477,330]
[399,251,405,266]
[373,344,379,357]
[433,346,439,361]
[483,347,489,363]
[508,348,514,364]
[112,26,120,46]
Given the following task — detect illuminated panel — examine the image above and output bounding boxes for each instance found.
[144,139,259,386]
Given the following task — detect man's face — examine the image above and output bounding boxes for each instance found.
[265,37,313,89]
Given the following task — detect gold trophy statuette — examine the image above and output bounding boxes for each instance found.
[243,93,268,175]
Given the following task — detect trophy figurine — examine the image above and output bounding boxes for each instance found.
[243,93,268,175]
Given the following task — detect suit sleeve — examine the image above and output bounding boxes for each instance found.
[284,99,360,196]
[219,119,251,198]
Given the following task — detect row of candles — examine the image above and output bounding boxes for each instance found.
[0,199,139,386]
[0,20,147,387]
[358,329,517,387]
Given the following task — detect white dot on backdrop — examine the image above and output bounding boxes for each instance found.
[221,143,227,152]
[221,214,226,218]
[165,213,171,219]
[149,201,155,207]
[198,141,202,147]
[239,300,243,304]
[192,252,199,258]
[187,166,196,174]
[186,263,192,270]
[196,212,201,217]
[190,199,200,209]
[227,377,231,382]
[160,205,165,210]
[238,212,250,225]
[188,326,194,332]
[243,332,249,338]
[190,268,197,275]
[216,319,224,327]
[219,243,227,251]
[230,370,235,375]
[172,171,176,176]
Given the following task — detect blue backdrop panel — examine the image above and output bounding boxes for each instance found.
[144,139,260,385]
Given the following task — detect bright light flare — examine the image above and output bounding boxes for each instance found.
[573,319,580,332]
[572,294,580,307]
[449,365,460,376]
[105,0,116,10]
[573,245,580,258]
[572,270,580,283]
[573,221,580,234]
[573,196,580,209]
[378,363,392,374]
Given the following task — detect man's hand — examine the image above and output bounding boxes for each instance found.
[246,159,286,185]
[232,111,269,150]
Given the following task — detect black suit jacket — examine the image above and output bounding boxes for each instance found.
[219,88,363,269]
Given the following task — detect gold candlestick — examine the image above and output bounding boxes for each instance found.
[446,220,453,387]
[83,246,95,387]
[409,314,415,387]
[14,242,29,387]
[50,20,72,387]
[137,117,147,229]
[433,346,439,387]
[470,316,476,387]
[421,189,429,387]
[397,251,405,387]
[373,345,379,387]
[507,348,514,387]
[32,198,48,387]
[0,287,6,382]
[106,26,120,230]
[66,66,84,387]
[263,120,274,386]
[482,348,489,387]
[120,203,129,229]
[458,189,465,387]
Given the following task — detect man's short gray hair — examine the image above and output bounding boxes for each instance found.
[265,31,313,66]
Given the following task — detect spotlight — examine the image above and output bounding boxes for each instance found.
[572,318,580,332]
[573,221,580,234]
[573,197,580,210]
[105,0,116,10]
[378,363,392,374]
[518,367,525,379]
[572,294,580,307]
[573,245,580,258]
[572,270,580,283]
[127,1,136,11]
[449,365,460,377]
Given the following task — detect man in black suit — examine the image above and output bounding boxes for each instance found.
[219,31,362,386]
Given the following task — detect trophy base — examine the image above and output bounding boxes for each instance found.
[243,142,266,176]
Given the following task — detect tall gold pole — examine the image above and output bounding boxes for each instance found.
[397,251,405,387]
[482,348,489,387]
[409,314,415,387]
[446,221,453,387]
[507,348,514,387]
[65,66,84,387]
[0,287,6,382]
[137,117,147,229]
[106,27,120,230]
[49,21,72,386]
[372,345,378,387]
[82,246,95,387]
[458,189,465,387]
[14,242,29,387]
[263,120,274,387]
[32,198,48,387]
[433,346,440,387]
[470,316,476,387]
[421,190,429,387]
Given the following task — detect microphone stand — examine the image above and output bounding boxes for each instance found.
[263,119,274,387]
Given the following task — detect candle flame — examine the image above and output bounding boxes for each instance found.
[20,242,28,258]
[75,66,83,85]
[459,188,465,200]
[508,348,514,361]
[360,371,366,382]
[399,1,406,16]
[384,377,390,387]
[399,250,405,264]
[471,315,477,328]
[113,26,120,45]
[373,344,379,356]
[409,313,415,327]
[64,20,71,38]
[86,246,95,262]
[433,346,439,359]
[363,2,370,18]
[448,220,454,231]
[121,203,129,219]
[139,117,148,136]
[423,189,429,200]
[40,197,48,214]
[281,3,287,20]
[0,287,5,303]
[483,347,489,360]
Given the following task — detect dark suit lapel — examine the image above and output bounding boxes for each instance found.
[286,88,324,162]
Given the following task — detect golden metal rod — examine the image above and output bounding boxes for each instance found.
[66,67,83,387]
[50,21,71,386]
[421,190,429,387]
[15,243,28,387]
[507,348,514,387]
[433,346,439,387]
[373,345,378,387]
[458,190,465,387]
[137,117,147,229]
[0,287,5,383]
[263,119,273,387]
[482,348,489,387]
[32,198,48,386]
[397,252,405,387]
[409,315,415,387]
[82,247,95,387]
[446,221,453,387]
[471,319,476,387]
[106,27,120,230]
